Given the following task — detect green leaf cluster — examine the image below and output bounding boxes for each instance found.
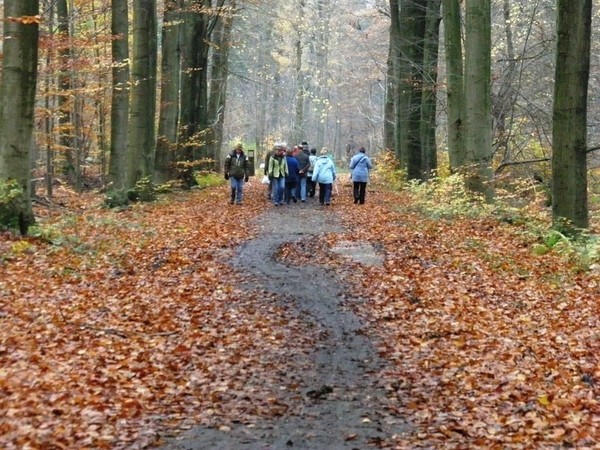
[0,180,25,231]
[104,177,157,208]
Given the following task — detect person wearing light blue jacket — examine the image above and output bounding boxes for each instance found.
[311,148,337,205]
[349,147,373,204]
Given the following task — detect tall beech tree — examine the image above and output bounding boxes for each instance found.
[442,0,465,171]
[0,1,40,234]
[464,0,493,200]
[108,0,130,189]
[155,0,184,184]
[206,0,236,173]
[178,0,225,185]
[552,0,591,230]
[128,0,157,188]
[420,0,441,178]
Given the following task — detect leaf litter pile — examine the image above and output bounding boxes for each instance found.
[2,181,600,448]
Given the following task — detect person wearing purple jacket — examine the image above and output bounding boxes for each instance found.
[285,148,300,204]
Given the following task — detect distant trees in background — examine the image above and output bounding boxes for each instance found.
[0,0,597,232]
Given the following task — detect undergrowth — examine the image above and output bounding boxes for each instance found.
[374,155,600,272]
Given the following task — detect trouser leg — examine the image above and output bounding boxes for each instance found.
[359,182,367,204]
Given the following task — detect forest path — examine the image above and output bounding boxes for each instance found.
[162,200,407,449]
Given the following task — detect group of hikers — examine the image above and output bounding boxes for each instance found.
[223,141,373,206]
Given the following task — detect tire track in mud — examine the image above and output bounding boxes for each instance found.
[163,204,407,449]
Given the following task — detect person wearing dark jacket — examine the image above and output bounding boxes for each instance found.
[285,148,300,204]
[294,146,311,202]
[224,144,250,205]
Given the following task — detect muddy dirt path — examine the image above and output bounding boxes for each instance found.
[163,202,406,449]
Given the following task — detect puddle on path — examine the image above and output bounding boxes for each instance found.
[331,240,384,266]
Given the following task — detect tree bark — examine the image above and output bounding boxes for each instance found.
[398,0,427,181]
[155,0,183,184]
[552,0,591,230]
[383,40,396,154]
[443,0,466,171]
[0,0,39,234]
[128,0,157,188]
[178,0,215,184]
[56,0,75,178]
[464,0,493,200]
[421,0,441,178]
[389,0,401,160]
[108,0,130,189]
[207,0,235,173]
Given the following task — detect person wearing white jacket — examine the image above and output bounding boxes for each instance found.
[311,148,337,205]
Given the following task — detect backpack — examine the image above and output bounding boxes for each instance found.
[308,156,316,172]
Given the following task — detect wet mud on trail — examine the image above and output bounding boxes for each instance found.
[163,201,407,449]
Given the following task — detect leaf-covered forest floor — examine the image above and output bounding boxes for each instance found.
[2,179,600,449]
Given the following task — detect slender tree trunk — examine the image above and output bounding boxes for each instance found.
[493,0,518,165]
[128,0,157,187]
[465,0,493,200]
[57,0,75,179]
[552,0,591,230]
[254,23,274,159]
[421,0,441,178]
[44,0,56,197]
[443,0,466,171]
[108,0,130,189]
[384,40,396,154]
[314,0,330,151]
[155,0,183,184]
[389,0,401,160]
[0,0,40,234]
[294,33,305,146]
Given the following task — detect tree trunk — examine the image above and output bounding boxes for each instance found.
[207,0,235,173]
[294,34,306,146]
[57,0,75,179]
[398,0,427,181]
[421,0,441,178]
[552,0,591,230]
[389,0,401,160]
[383,40,396,154]
[0,0,39,234]
[464,0,493,200]
[155,0,183,184]
[178,0,214,184]
[128,0,157,188]
[108,0,130,189]
[443,0,466,171]
[314,0,331,151]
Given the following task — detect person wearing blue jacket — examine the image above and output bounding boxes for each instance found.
[311,148,337,205]
[349,147,373,204]
[285,148,300,204]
